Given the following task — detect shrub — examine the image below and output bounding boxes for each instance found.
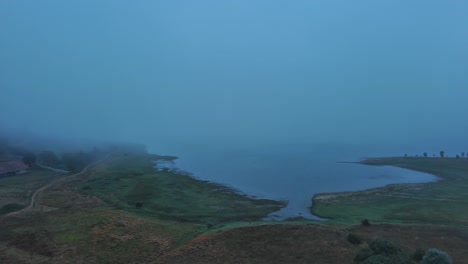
[347,233,363,244]
[354,247,374,263]
[135,202,143,208]
[369,239,401,256]
[354,239,408,264]
[421,248,452,264]
[362,219,371,226]
[410,248,425,262]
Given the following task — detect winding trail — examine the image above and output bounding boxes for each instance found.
[6,157,108,217]
[35,163,70,174]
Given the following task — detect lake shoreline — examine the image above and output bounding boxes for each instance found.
[170,151,439,221]
[311,157,468,226]
[313,157,443,204]
[311,157,444,219]
[311,182,431,220]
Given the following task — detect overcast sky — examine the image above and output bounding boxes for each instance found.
[1,0,467,152]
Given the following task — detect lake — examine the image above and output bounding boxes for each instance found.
[157,143,438,220]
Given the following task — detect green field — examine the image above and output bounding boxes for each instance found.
[75,154,286,224]
[312,157,468,227]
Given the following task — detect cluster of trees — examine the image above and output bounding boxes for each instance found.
[0,140,37,166]
[1,135,149,173]
[61,152,94,172]
[404,151,467,159]
[36,151,60,167]
[0,137,101,172]
[23,151,96,172]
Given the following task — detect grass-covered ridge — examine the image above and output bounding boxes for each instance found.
[311,157,468,227]
[79,153,286,223]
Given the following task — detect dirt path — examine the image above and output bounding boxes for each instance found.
[6,157,107,217]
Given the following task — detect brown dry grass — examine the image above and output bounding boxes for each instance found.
[161,224,468,264]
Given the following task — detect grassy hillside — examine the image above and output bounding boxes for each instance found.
[0,153,287,263]
[0,169,62,215]
[312,157,468,227]
[76,154,286,223]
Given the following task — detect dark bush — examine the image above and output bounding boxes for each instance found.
[361,219,371,226]
[354,247,374,262]
[411,248,425,262]
[354,239,408,264]
[81,185,92,190]
[369,239,401,256]
[347,233,363,244]
[421,248,452,264]
[135,202,143,208]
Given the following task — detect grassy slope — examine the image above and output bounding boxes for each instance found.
[0,153,286,263]
[312,157,468,227]
[78,154,286,223]
[161,224,468,264]
[0,206,201,264]
[0,169,62,214]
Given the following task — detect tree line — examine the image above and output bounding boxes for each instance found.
[404,151,467,158]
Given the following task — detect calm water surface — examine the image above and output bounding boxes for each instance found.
[163,144,438,220]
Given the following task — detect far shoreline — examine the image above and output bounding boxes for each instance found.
[311,157,468,226]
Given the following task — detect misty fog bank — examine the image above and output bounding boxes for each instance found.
[1,1,467,151]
